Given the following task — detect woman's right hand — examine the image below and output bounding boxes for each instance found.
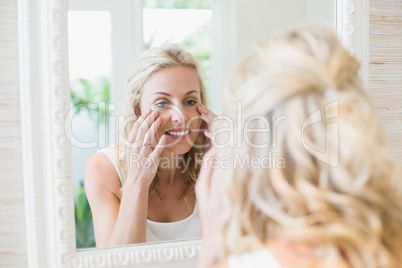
[125,110,167,188]
[197,104,217,139]
[195,148,222,268]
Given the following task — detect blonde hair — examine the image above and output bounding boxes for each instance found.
[117,46,207,199]
[215,25,402,268]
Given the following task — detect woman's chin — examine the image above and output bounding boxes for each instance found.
[162,133,199,155]
[164,145,192,155]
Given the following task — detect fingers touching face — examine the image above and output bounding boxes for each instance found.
[138,66,204,154]
[127,110,162,149]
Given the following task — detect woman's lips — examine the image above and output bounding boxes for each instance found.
[164,128,191,140]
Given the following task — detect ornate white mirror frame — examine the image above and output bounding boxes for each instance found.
[18,0,368,267]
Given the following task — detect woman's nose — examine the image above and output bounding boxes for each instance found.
[169,105,188,124]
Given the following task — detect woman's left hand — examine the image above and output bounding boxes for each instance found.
[197,104,217,139]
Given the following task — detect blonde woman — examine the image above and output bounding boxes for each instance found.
[85,46,216,247]
[196,26,402,268]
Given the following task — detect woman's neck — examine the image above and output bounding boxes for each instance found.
[158,151,186,186]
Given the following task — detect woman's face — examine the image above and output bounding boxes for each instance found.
[139,66,203,155]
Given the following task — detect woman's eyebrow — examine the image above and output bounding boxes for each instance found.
[184,90,199,96]
[152,90,200,97]
[152,92,171,97]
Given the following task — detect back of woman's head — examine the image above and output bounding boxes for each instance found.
[216,25,402,268]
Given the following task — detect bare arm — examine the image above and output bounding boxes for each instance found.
[85,153,148,247]
[84,153,149,247]
[85,110,166,247]
[84,153,119,247]
[107,175,149,245]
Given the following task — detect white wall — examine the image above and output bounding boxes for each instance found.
[0,1,28,267]
[210,0,334,114]
[236,0,307,60]
[306,0,335,27]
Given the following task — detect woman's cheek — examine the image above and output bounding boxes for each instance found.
[191,116,202,130]
[153,117,166,141]
[157,117,166,134]
[189,110,202,128]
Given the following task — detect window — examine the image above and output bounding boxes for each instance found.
[143,0,213,96]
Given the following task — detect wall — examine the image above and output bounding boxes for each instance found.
[236,0,334,61]
[369,0,402,165]
[211,0,334,114]
[0,0,401,267]
[0,0,27,267]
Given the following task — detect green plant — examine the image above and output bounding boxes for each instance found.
[75,181,96,248]
[181,21,212,91]
[70,76,110,248]
[70,75,111,123]
[145,33,156,50]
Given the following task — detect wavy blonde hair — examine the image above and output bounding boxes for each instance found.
[215,25,402,267]
[117,46,207,200]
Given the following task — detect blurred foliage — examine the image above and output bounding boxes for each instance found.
[145,33,156,50]
[75,181,96,248]
[70,76,109,248]
[144,22,212,91]
[70,75,110,123]
[144,0,210,9]
[143,0,212,91]
[181,21,212,91]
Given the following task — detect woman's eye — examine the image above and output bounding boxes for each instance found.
[186,100,196,106]
[156,102,168,108]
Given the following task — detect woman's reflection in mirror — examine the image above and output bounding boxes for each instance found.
[84,46,216,247]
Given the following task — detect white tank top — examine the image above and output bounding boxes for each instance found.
[97,147,202,242]
[227,250,282,268]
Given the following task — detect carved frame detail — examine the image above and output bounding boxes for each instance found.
[336,0,370,87]
[18,0,369,267]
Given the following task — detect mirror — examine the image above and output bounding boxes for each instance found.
[67,0,214,249]
[67,0,335,250]
[19,0,369,266]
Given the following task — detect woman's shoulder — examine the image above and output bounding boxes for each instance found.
[85,151,115,174]
[266,241,350,268]
[84,151,121,195]
[206,250,279,268]
[217,241,350,268]
[226,249,281,268]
